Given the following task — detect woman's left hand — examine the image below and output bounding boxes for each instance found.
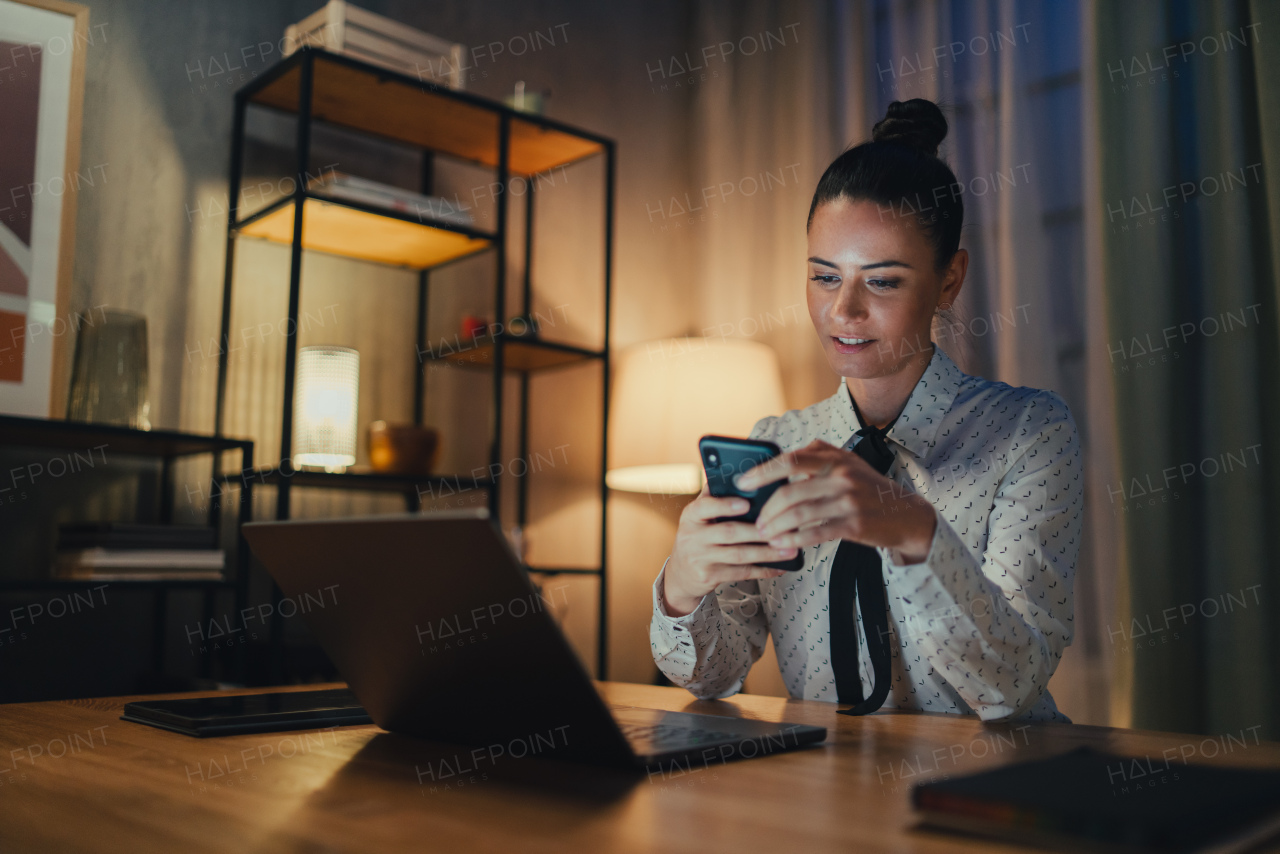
[734,439,938,563]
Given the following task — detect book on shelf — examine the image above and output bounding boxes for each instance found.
[53,522,226,581]
[55,549,226,570]
[56,523,217,551]
[53,548,226,581]
[307,172,475,227]
[52,569,226,582]
[912,745,1280,853]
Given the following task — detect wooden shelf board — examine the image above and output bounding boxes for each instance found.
[232,468,493,493]
[0,579,234,590]
[525,566,602,575]
[238,197,491,269]
[0,415,251,458]
[249,54,603,176]
[435,339,601,372]
[509,116,604,177]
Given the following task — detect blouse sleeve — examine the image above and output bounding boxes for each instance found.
[877,390,1083,721]
[648,418,776,699]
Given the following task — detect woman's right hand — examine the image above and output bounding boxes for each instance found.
[661,482,799,617]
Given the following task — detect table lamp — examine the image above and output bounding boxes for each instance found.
[294,345,360,472]
[606,337,786,494]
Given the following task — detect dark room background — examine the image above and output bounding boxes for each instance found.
[1,0,1276,742]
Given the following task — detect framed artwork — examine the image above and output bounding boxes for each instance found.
[0,0,88,417]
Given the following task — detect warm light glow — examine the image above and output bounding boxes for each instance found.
[239,199,491,270]
[295,346,360,472]
[607,338,786,494]
[605,463,704,495]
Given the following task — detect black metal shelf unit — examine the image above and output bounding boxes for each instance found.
[0,414,253,678]
[214,48,615,679]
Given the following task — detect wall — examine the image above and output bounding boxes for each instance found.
[15,0,902,696]
[45,0,704,687]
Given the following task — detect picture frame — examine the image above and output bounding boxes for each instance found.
[0,0,89,417]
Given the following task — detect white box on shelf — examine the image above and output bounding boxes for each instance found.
[284,0,465,90]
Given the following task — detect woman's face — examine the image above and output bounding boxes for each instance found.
[807,198,965,381]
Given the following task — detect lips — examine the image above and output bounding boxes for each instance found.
[832,335,876,354]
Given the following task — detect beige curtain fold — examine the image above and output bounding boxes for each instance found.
[1092,0,1280,738]
[1081,0,1132,728]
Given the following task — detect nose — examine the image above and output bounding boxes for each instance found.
[830,279,869,325]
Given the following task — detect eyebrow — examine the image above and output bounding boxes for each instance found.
[807,256,914,270]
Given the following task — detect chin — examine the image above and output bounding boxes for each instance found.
[824,347,904,381]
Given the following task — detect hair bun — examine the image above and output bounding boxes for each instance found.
[871,99,948,157]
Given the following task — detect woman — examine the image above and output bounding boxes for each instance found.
[650,99,1082,723]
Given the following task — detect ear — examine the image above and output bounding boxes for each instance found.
[939,248,968,308]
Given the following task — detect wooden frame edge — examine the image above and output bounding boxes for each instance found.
[10,0,90,418]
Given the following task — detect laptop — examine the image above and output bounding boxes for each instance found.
[238,508,826,771]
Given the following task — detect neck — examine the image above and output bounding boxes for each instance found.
[845,343,935,429]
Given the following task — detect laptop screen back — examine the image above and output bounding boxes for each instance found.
[242,510,633,765]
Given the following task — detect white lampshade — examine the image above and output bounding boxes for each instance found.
[294,345,360,472]
[607,337,786,493]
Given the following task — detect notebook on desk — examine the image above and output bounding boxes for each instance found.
[912,745,1280,853]
[122,688,372,736]
[237,509,826,771]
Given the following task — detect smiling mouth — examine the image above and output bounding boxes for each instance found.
[834,336,875,345]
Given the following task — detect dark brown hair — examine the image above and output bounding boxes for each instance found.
[807,99,963,271]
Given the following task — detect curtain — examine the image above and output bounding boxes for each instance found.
[683,0,855,411]
[863,0,1113,727]
[681,0,860,694]
[1090,0,1280,738]
[685,0,1115,724]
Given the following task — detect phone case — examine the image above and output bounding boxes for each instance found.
[699,435,804,571]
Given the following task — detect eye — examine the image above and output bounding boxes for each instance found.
[866,278,900,291]
[808,274,840,286]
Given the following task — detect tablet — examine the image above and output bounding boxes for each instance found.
[121,688,373,737]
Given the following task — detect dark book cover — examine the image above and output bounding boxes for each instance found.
[56,523,218,551]
[912,745,1280,853]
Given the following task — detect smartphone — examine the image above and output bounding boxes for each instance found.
[698,434,804,571]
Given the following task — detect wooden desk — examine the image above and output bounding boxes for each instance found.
[2,682,1278,853]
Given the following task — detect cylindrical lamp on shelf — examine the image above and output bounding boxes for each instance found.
[606,337,786,494]
[294,345,360,472]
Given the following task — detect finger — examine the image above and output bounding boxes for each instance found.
[754,477,845,534]
[765,518,849,550]
[735,441,837,490]
[681,480,710,515]
[712,542,799,565]
[759,492,854,541]
[686,493,750,522]
[759,502,839,545]
[704,521,770,545]
[730,454,795,492]
[719,565,793,584]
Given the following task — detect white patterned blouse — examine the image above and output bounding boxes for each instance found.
[650,343,1083,722]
